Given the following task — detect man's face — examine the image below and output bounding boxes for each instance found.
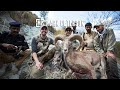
[85,26,92,33]
[95,25,104,33]
[65,29,72,36]
[40,27,48,36]
[10,26,20,35]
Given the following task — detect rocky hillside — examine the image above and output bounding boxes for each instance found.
[0,11,38,26]
[0,11,54,47]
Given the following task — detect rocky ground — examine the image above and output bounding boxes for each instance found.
[0,13,120,79]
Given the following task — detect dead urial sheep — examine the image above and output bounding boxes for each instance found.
[54,34,107,79]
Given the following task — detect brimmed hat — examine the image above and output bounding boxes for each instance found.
[94,22,104,28]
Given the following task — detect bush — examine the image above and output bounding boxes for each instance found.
[48,26,56,34]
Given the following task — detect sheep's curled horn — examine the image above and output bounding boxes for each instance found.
[54,35,64,44]
[54,34,83,50]
[68,34,83,50]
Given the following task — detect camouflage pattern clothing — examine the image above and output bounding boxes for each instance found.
[94,29,119,79]
[30,35,56,78]
[31,35,55,62]
[94,29,116,53]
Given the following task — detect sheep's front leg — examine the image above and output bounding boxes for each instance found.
[99,59,107,79]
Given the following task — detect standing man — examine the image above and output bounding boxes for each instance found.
[81,22,97,51]
[94,22,119,79]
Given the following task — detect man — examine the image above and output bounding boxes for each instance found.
[31,26,56,78]
[56,27,73,45]
[0,21,31,68]
[64,27,81,50]
[65,27,73,37]
[94,22,119,79]
[81,22,97,51]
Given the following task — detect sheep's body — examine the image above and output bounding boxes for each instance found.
[55,34,107,79]
[65,49,107,79]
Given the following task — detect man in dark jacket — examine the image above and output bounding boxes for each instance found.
[0,21,31,67]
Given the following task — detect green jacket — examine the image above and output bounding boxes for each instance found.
[94,29,116,54]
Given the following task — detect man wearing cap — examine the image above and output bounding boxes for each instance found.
[0,21,30,68]
[94,22,119,79]
[65,27,73,37]
[30,26,57,78]
[81,22,97,51]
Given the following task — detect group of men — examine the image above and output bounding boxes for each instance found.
[0,21,119,79]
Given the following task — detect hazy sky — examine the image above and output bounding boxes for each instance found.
[32,11,100,30]
[31,11,112,29]
[32,11,93,23]
[31,11,120,41]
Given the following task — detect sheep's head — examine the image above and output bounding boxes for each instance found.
[55,34,83,54]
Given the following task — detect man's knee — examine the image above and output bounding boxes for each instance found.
[24,49,31,54]
[0,51,15,64]
[22,49,31,57]
[46,47,56,57]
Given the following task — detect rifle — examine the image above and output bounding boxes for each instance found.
[13,46,23,59]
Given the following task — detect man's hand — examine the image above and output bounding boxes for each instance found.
[2,43,16,49]
[35,61,43,70]
[105,51,116,60]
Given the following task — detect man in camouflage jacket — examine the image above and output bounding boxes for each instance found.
[94,23,119,79]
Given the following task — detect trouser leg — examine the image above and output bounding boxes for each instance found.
[41,47,56,64]
[106,56,119,79]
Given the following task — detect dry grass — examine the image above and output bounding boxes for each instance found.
[54,29,65,37]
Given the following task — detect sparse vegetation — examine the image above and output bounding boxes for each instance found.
[0,11,39,26]
[9,11,38,26]
[48,26,56,34]
[54,29,65,36]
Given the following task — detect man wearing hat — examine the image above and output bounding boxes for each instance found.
[81,22,97,51]
[30,25,57,78]
[94,22,119,79]
[0,21,31,68]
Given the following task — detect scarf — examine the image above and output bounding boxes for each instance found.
[97,29,107,42]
